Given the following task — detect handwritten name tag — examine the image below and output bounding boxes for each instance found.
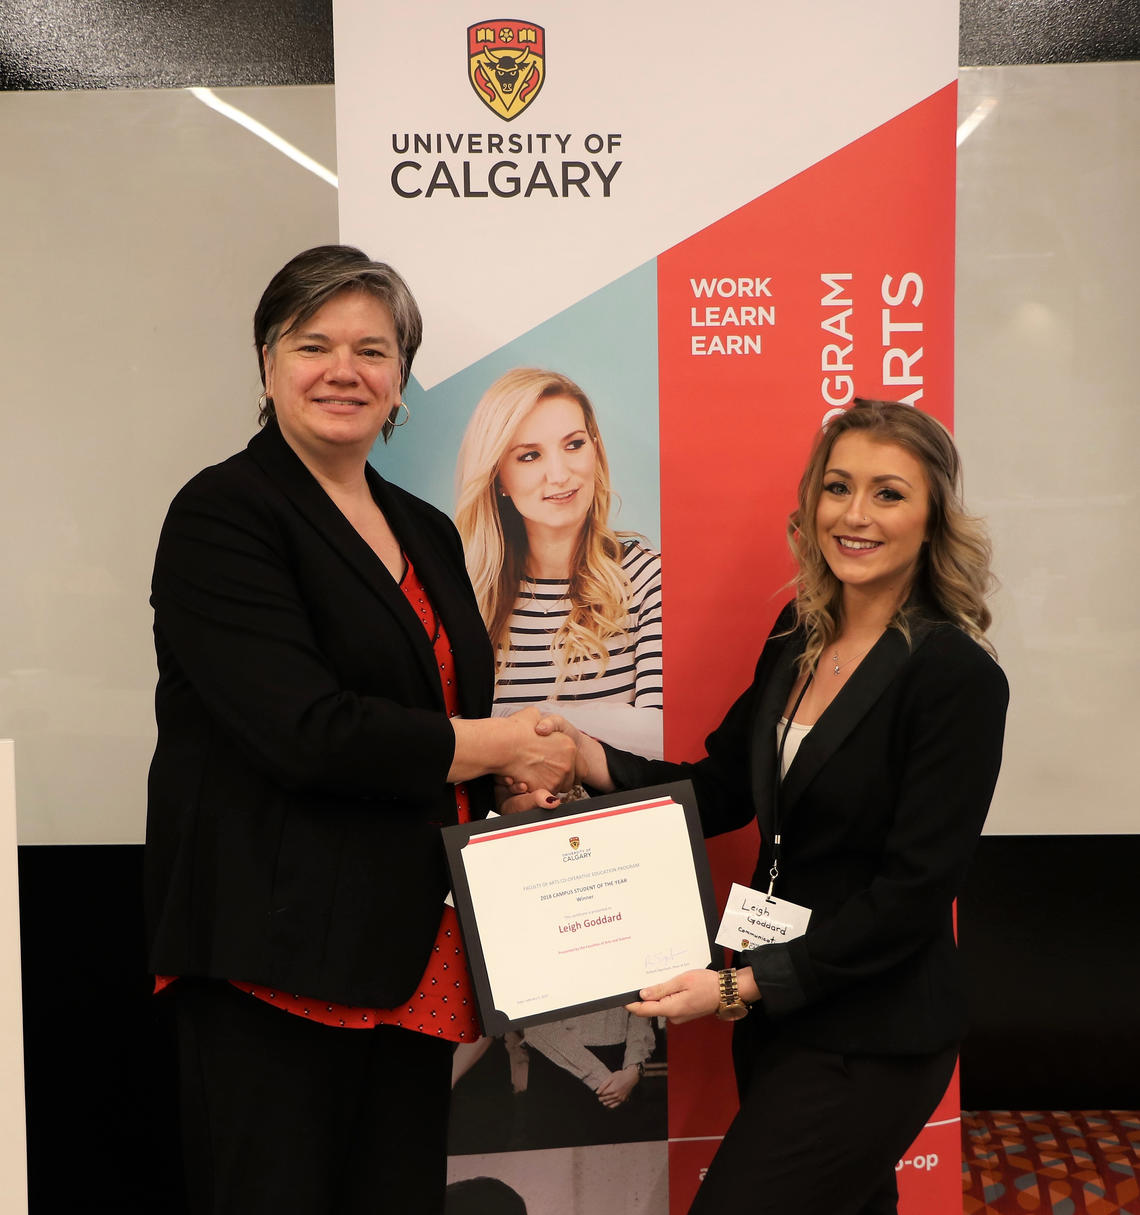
[715,881,812,952]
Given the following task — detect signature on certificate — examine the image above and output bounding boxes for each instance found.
[643,945,689,973]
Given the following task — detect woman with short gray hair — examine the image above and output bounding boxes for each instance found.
[145,245,574,1213]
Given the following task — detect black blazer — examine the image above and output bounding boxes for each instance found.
[605,604,1009,1056]
[145,420,495,1008]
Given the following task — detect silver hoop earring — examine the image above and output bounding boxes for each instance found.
[257,392,268,410]
[389,401,411,428]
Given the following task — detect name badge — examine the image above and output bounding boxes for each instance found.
[715,881,812,952]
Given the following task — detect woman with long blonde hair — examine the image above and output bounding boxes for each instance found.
[455,367,663,757]
[527,399,1009,1215]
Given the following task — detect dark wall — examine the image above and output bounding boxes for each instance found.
[959,0,1139,65]
[0,0,333,90]
[1,0,1137,90]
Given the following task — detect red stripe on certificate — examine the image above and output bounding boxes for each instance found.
[466,797,675,844]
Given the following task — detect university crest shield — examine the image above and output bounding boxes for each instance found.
[569,836,580,850]
[468,20,546,121]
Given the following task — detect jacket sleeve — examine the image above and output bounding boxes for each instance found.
[151,471,456,802]
[746,634,1009,1017]
[600,649,768,839]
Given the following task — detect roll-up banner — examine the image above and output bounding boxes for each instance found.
[335,3,958,1211]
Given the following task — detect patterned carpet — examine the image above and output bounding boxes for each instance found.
[962,1111,1140,1214]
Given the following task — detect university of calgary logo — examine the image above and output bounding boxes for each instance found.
[569,836,580,850]
[468,20,545,121]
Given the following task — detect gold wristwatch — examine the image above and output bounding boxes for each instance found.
[715,968,750,1021]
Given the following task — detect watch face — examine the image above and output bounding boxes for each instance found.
[716,1001,749,1022]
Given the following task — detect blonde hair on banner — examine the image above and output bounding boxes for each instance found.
[455,368,634,682]
[788,398,996,674]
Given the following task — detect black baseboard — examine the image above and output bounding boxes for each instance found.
[17,834,1140,1209]
[958,834,1140,1109]
[18,845,186,1215]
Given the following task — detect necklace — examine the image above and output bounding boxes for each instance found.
[831,643,873,676]
[523,575,566,616]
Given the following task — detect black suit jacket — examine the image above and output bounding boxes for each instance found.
[605,604,1009,1055]
[145,420,495,1007]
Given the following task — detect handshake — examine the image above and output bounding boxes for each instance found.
[449,707,613,808]
[492,707,614,813]
[494,706,580,811]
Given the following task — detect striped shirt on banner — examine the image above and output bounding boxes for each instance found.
[493,542,663,707]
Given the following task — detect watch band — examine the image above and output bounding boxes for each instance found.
[715,967,750,1021]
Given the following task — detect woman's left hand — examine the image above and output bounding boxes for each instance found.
[494,776,560,814]
[626,969,721,1024]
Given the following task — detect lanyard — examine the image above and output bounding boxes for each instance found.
[768,670,814,898]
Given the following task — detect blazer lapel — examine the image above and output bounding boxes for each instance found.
[247,424,444,702]
[748,630,801,842]
[780,617,938,812]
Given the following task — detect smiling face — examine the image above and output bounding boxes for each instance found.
[496,394,598,544]
[815,432,931,607]
[263,289,403,465]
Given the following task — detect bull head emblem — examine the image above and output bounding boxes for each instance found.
[482,45,531,94]
[468,21,546,121]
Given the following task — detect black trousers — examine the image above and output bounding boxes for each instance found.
[174,979,454,1215]
[689,1029,958,1215]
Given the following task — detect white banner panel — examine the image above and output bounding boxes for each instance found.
[335,0,956,388]
[337,3,960,1211]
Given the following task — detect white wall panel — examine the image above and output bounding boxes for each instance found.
[0,86,338,842]
[955,62,1140,834]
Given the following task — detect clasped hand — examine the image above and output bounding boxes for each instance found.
[497,714,597,814]
[496,707,577,806]
[595,1065,640,1108]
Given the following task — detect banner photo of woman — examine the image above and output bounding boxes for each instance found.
[456,368,663,757]
[448,366,668,1158]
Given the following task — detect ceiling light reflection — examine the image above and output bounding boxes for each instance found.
[187,87,338,188]
[957,97,998,148]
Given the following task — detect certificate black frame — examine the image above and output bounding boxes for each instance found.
[442,780,718,1034]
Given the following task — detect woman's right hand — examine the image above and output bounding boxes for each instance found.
[535,714,614,793]
[449,709,572,796]
[498,707,577,797]
[497,713,615,814]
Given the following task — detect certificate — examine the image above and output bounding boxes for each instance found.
[442,781,717,1034]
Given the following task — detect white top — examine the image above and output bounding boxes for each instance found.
[777,717,813,779]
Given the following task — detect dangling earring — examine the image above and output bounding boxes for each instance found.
[257,392,268,410]
[389,401,411,428]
